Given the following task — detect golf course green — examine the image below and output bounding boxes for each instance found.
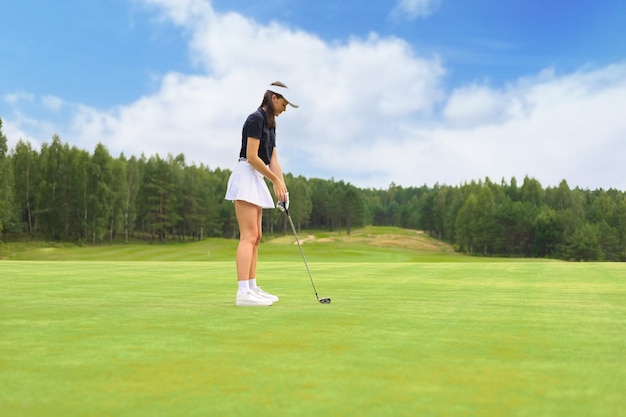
[1,227,624,416]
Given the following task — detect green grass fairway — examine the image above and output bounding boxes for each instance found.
[1,259,625,416]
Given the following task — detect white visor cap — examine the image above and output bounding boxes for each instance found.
[267,84,299,108]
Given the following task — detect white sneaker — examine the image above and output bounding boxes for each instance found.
[236,290,273,307]
[252,287,279,302]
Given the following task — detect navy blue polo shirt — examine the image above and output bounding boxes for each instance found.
[239,108,276,165]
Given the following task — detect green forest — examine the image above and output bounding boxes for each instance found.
[1,118,625,261]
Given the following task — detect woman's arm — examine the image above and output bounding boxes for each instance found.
[268,149,285,184]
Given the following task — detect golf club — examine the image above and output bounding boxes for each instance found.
[277,198,331,304]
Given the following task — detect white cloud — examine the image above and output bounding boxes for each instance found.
[443,84,508,127]
[390,0,442,21]
[70,72,247,164]
[287,63,626,189]
[3,0,626,191]
[4,91,35,105]
[1,118,42,150]
[139,0,213,26]
[41,95,65,112]
[69,1,445,171]
[420,65,626,188]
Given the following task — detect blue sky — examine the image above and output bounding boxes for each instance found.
[2,0,626,190]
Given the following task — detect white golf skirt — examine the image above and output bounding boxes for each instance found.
[225,159,275,209]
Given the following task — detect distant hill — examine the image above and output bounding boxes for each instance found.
[270,226,455,253]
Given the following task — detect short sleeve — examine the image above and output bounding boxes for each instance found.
[244,112,264,139]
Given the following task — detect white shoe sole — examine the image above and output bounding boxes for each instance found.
[236,300,273,307]
[235,291,273,307]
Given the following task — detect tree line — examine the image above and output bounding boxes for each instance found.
[1,119,625,261]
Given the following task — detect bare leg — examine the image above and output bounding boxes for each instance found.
[248,206,263,279]
[235,200,262,282]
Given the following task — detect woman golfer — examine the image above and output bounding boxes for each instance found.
[225,82,298,306]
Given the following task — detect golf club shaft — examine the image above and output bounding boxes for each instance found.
[285,210,320,300]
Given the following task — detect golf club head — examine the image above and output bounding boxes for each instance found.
[319,298,331,304]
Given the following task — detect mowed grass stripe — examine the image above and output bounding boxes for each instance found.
[1,261,625,416]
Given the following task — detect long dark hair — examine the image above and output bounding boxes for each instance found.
[260,81,287,129]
